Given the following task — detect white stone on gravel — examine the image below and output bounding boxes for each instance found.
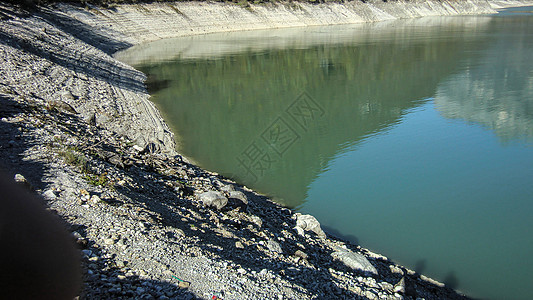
[197,191,228,210]
[43,189,57,200]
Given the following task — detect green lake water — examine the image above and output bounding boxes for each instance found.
[119,7,533,300]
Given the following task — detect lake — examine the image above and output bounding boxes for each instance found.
[118,7,533,300]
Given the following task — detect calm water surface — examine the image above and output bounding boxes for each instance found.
[119,8,533,300]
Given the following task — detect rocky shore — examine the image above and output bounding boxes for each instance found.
[1,1,531,299]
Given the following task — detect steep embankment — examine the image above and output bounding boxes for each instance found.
[63,0,500,46]
[0,1,531,299]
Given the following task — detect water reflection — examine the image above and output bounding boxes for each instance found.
[125,17,491,208]
[435,15,533,144]
[118,11,533,300]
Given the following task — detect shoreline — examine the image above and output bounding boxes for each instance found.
[1,1,532,299]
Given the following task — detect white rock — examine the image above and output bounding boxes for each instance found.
[43,189,57,200]
[294,213,326,238]
[331,247,378,275]
[197,191,227,210]
[90,195,101,204]
[393,277,405,294]
[266,240,283,253]
[14,173,27,183]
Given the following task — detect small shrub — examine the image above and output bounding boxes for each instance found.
[84,173,109,186]
[59,150,88,172]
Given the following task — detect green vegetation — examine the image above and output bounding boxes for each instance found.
[59,149,88,172]
[83,173,109,186]
[58,148,111,187]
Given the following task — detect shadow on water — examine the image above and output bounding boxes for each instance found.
[444,271,460,290]
[322,225,360,246]
[414,259,427,274]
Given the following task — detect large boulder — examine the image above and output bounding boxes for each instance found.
[294,213,326,238]
[331,246,378,275]
[197,191,227,210]
[228,190,248,205]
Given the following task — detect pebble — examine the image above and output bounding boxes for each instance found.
[266,240,283,253]
[90,195,101,204]
[43,189,57,200]
[294,250,308,260]
[14,173,27,183]
[393,277,406,294]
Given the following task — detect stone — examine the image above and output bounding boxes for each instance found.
[266,240,283,253]
[197,191,227,210]
[294,213,326,238]
[178,281,190,289]
[364,291,377,300]
[14,173,32,190]
[220,184,235,192]
[393,277,405,294]
[14,173,27,184]
[90,195,101,204]
[294,250,308,260]
[228,191,248,205]
[389,265,404,276]
[259,269,268,276]
[249,215,262,228]
[331,247,378,275]
[235,241,244,249]
[60,90,75,100]
[132,145,144,152]
[380,282,394,292]
[43,189,57,200]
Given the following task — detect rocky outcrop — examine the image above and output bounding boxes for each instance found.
[331,246,379,275]
[197,190,228,210]
[294,213,327,239]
